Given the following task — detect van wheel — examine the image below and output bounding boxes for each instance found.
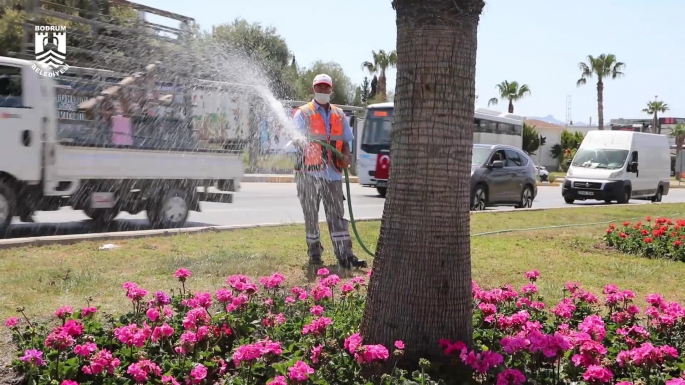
[651,186,663,203]
[564,197,575,204]
[376,187,387,198]
[0,181,16,235]
[85,208,120,225]
[471,185,487,211]
[515,185,534,209]
[617,187,631,204]
[148,188,190,229]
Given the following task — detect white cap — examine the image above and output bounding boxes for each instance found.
[312,74,333,87]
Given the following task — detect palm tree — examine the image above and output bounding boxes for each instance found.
[576,54,625,130]
[361,0,485,372]
[487,81,531,113]
[361,50,397,102]
[670,123,685,180]
[643,99,669,134]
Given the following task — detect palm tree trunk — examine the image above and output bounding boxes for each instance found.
[596,79,604,130]
[654,113,659,134]
[508,99,514,114]
[361,0,480,372]
[677,139,684,181]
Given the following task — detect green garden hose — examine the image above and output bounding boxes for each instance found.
[309,139,682,257]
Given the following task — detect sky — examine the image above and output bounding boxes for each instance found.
[137,0,685,125]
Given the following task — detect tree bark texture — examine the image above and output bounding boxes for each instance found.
[508,99,514,114]
[596,79,604,130]
[361,0,483,367]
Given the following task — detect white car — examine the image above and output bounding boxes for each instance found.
[535,165,549,181]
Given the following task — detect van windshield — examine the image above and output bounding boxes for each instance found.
[571,149,629,170]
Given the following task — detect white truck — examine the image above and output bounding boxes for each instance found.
[0,56,244,233]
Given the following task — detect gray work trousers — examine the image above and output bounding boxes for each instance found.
[295,173,354,262]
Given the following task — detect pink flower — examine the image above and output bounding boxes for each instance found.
[81,349,120,375]
[259,273,286,289]
[81,307,98,318]
[311,285,333,302]
[439,339,467,355]
[45,328,75,350]
[161,376,181,385]
[114,323,152,348]
[310,305,325,317]
[61,381,78,385]
[394,340,405,350]
[267,376,288,385]
[54,306,73,319]
[154,291,171,306]
[216,288,233,303]
[356,344,390,364]
[341,283,354,294]
[146,307,160,323]
[525,270,540,281]
[666,379,685,385]
[174,268,192,282]
[582,365,613,383]
[317,268,329,276]
[19,349,46,366]
[497,369,526,385]
[311,344,323,363]
[288,360,315,382]
[151,323,175,343]
[521,284,538,295]
[302,317,332,336]
[127,359,161,382]
[291,286,308,301]
[74,342,98,357]
[460,349,503,373]
[122,282,148,302]
[4,317,18,327]
[320,274,341,287]
[226,275,258,293]
[189,364,207,384]
[232,339,282,367]
[226,294,250,312]
[344,333,363,354]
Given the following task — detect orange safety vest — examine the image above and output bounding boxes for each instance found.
[294,101,346,173]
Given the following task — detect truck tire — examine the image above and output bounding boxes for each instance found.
[651,186,663,203]
[0,181,16,235]
[617,187,631,204]
[376,187,387,198]
[564,197,575,204]
[147,188,190,229]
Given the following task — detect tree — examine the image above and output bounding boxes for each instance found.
[370,75,378,100]
[670,123,685,180]
[522,124,540,154]
[296,61,355,105]
[362,50,397,102]
[576,54,625,130]
[643,99,669,134]
[361,0,485,373]
[487,81,531,113]
[359,77,371,105]
[560,130,584,151]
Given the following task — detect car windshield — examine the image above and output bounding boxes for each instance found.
[571,149,630,170]
[472,147,493,166]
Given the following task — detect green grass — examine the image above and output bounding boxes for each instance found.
[3,204,685,324]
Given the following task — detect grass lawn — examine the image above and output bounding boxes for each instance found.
[3,204,685,324]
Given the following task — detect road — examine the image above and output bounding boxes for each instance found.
[6,184,685,239]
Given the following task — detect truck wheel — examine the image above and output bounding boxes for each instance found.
[0,181,16,235]
[19,211,35,223]
[564,197,575,204]
[148,188,190,228]
[376,187,387,198]
[617,187,631,204]
[651,186,663,203]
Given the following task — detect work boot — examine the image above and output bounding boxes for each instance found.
[338,254,368,269]
[308,242,324,265]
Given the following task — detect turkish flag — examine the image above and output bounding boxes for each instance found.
[375,149,390,181]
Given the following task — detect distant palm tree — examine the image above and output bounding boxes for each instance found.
[643,99,669,134]
[576,54,625,130]
[670,123,685,180]
[487,81,531,113]
[361,50,397,102]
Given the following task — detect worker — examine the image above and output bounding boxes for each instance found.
[292,74,367,269]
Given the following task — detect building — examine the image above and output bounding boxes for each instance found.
[524,119,596,170]
[609,117,685,146]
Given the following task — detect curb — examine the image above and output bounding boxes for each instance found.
[0,202,674,250]
[0,218,381,250]
[243,175,360,184]
[537,182,560,187]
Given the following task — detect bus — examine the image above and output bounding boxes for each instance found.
[357,102,525,196]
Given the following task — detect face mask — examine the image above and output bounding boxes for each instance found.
[314,93,331,104]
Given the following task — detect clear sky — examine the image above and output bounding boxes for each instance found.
[137,0,685,124]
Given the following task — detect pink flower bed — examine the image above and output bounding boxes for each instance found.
[6,267,685,384]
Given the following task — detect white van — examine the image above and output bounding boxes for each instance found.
[562,130,670,204]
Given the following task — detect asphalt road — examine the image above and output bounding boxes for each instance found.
[6,184,685,239]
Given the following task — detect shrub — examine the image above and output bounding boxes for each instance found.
[6,268,685,384]
[548,174,556,183]
[605,216,685,261]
